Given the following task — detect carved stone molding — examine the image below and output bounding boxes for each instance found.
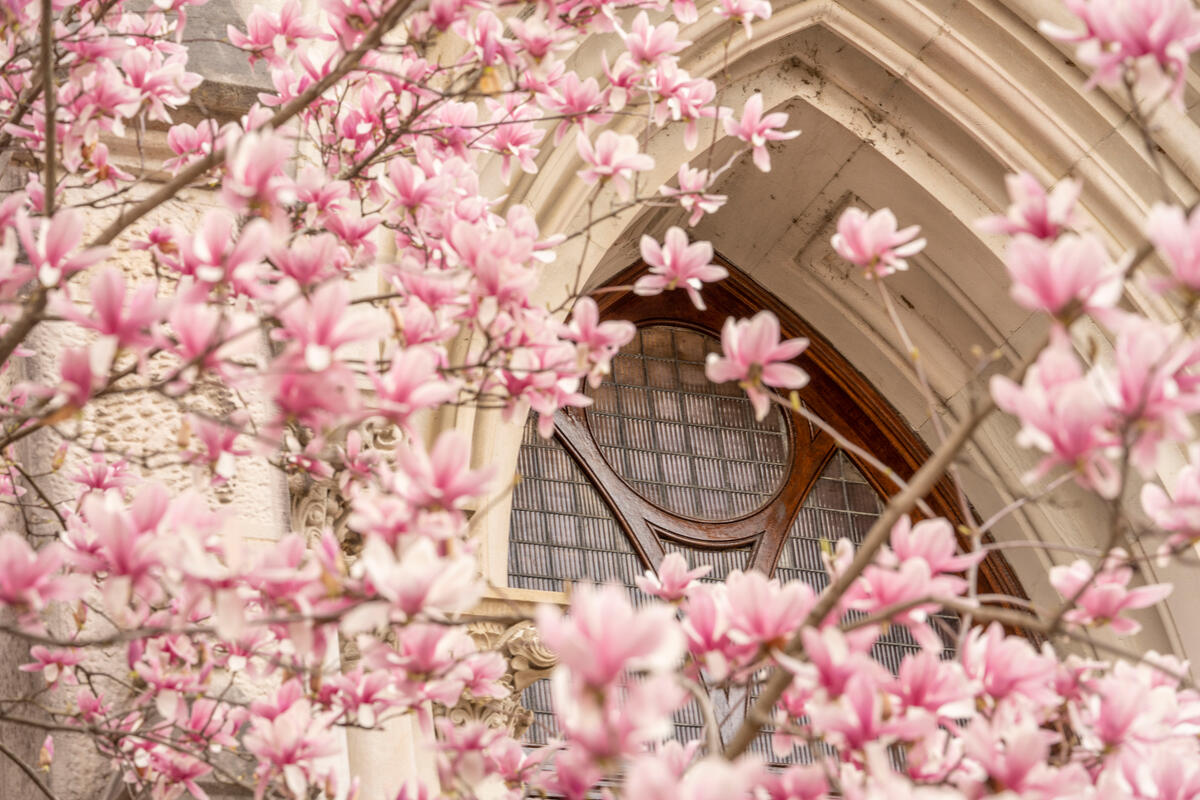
[362,419,401,453]
[287,421,401,550]
[288,475,344,544]
[444,620,559,738]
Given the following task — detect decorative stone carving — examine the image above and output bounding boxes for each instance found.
[288,474,344,544]
[444,620,559,738]
[287,421,399,549]
[363,419,401,453]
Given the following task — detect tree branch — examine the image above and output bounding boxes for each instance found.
[0,0,417,370]
[0,738,61,800]
[723,345,1043,760]
[39,0,55,216]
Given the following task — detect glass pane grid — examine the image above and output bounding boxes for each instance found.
[661,539,753,583]
[508,417,645,595]
[585,326,790,521]
[762,450,963,767]
[509,431,965,769]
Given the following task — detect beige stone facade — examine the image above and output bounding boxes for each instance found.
[12,1,1200,798]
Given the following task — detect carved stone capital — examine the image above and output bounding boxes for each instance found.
[288,475,343,544]
[445,620,559,738]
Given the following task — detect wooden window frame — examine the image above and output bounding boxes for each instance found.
[545,257,1025,600]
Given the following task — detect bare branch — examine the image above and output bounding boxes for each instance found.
[0,738,61,800]
[38,0,55,215]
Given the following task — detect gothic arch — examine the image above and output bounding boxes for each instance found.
[501,259,1026,600]
[471,0,1200,667]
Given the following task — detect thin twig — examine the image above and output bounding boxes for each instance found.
[785,395,935,518]
[38,0,55,215]
[678,677,723,756]
[0,738,61,800]
[0,0,417,369]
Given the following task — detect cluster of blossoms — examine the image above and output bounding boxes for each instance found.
[0,0,799,796]
[503,522,1192,800]
[979,171,1200,519]
[0,0,1196,799]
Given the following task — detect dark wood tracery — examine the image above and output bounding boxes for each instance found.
[508,258,1030,755]
[523,258,1025,601]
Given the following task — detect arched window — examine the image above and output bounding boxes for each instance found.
[506,260,1024,752]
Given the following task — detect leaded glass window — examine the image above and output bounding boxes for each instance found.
[504,261,1024,755]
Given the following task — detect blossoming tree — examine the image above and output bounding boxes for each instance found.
[1,0,1200,798]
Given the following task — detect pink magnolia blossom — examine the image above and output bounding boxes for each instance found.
[680,583,744,681]
[977,171,1083,239]
[961,707,1078,796]
[1147,202,1200,292]
[723,94,798,172]
[537,583,684,689]
[887,516,983,576]
[635,552,712,602]
[274,282,387,372]
[806,671,924,751]
[352,537,482,626]
[507,16,571,61]
[1098,312,1200,476]
[70,487,171,609]
[960,622,1059,709]
[723,569,814,649]
[369,346,459,426]
[649,63,720,150]
[832,207,926,277]
[180,211,272,287]
[782,626,888,701]
[501,344,590,438]
[551,671,686,762]
[1050,549,1172,634]
[890,649,975,722]
[761,764,828,800]
[481,96,544,181]
[44,342,115,414]
[661,163,727,226]
[244,696,339,800]
[635,226,728,309]
[627,756,761,800]
[119,48,201,123]
[221,128,296,214]
[20,645,83,686]
[163,121,217,172]
[560,297,635,387]
[621,12,689,64]
[37,735,53,773]
[1142,447,1200,559]
[1003,232,1122,316]
[576,130,655,199]
[990,329,1121,496]
[1042,0,1200,107]
[228,0,329,65]
[82,143,134,189]
[849,558,945,634]
[272,234,348,287]
[392,430,494,512]
[602,51,642,111]
[0,534,82,610]
[705,310,809,420]
[63,267,161,349]
[714,0,773,38]
[183,414,250,483]
[15,209,109,287]
[541,73,612,145]
[70,453,133,493]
